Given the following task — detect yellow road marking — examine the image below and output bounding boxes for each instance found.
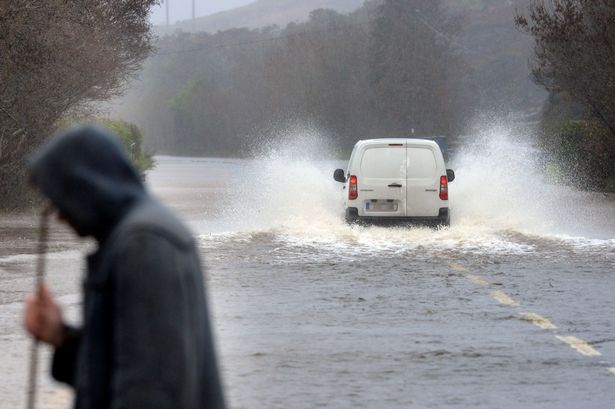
[447,263,606,365]
[609,368,615,376]
[449,262,468,272]
[519,312,557,330]
[555,335,601,357]
[491,290,519,306]
[467,274,489,286]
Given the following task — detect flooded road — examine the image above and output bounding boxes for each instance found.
[1,133,615,408]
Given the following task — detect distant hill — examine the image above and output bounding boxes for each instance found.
[151,0,544,114]
[156,0,365,34]
[130,0,544,149]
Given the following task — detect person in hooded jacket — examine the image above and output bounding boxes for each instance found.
[23,125,226,409]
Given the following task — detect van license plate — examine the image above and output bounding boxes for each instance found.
[366,202,397,212]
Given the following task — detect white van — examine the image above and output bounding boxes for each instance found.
[333,138,455,226]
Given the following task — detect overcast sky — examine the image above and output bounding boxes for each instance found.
[150,0,254,25]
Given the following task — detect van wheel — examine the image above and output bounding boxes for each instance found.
[436,208,450,228]
[345,207,359,224]
[434,215,450,228]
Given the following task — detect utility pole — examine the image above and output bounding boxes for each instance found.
[192,0,196,20]
[166,0,170,26]
[412,8,418,136]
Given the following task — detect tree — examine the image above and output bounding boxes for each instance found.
[0,0,158,209]
[515,0,615,137]
[516,0,615,188]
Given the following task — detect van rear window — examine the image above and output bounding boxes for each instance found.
[407,148,437,179]
[360,148,405,179]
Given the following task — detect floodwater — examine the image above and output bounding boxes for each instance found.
[1,129,615,408]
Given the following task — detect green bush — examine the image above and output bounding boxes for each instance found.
[96,118,154,176]
[56,117,154,176]
[551,119,615,190]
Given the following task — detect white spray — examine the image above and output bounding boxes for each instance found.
[209,123,615,256]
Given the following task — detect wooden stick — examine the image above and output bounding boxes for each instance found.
[26,206,52,409]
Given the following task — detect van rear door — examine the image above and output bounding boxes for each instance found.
[405,144,441,217]
[357,142,406,217]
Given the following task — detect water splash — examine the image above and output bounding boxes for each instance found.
[450,123,615,240]
[204,123,615,256]
[450,125,552,233]
[221,125,344,238]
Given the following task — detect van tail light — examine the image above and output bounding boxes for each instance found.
[349,175,358,200]
[439,175,448,200]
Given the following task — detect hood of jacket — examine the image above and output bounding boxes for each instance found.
[28,125,146,240]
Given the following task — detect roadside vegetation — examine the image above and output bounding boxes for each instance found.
[58,116,155,178]
[96,119,155,178]
[0,0,158,210]
[516,0,615,191]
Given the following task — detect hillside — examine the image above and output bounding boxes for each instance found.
[156,0,544,112]
[111,0,546,155]
[157,0,364,34]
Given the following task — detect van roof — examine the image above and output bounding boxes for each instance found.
[355,138,440,148]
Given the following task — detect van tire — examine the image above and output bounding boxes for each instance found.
[438,216,451,228]
[345,207,360,224]
[437,208,450,228]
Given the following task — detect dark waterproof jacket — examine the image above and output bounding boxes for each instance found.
[29,126,226,409]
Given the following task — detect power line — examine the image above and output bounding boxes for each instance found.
[153,18,372,57]
[165,0,170,26]
[410,10,500,62]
